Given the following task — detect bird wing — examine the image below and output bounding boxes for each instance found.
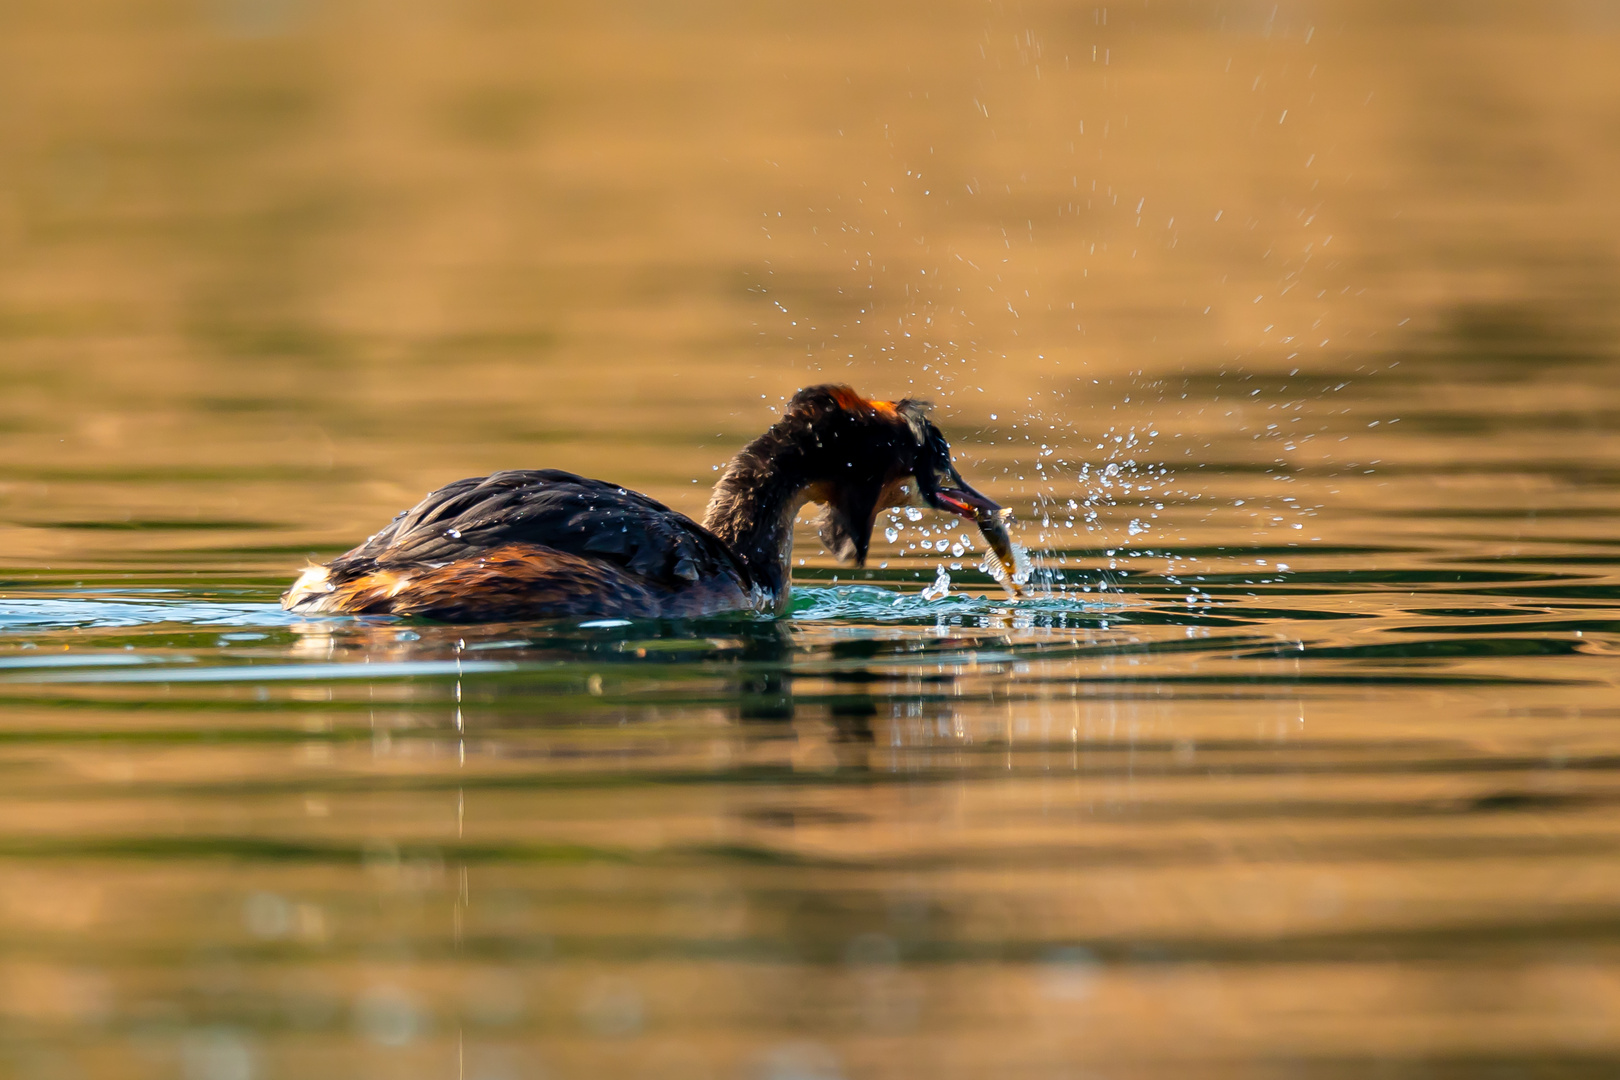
[334,470,743,590]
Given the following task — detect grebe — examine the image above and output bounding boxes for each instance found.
[282,384,1020,622]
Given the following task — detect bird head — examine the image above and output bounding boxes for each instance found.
[785,385,1020,589]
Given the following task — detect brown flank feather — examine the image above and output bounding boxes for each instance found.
[323,544,750,622]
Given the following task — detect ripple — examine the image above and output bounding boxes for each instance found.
[788,584,1120,622]
[0,597,298,630]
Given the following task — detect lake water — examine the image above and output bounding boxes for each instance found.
[3,2,1620,1077]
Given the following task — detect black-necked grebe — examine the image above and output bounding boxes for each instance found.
[281,384,1019,621]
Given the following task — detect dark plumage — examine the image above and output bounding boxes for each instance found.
[283,384,1017,622]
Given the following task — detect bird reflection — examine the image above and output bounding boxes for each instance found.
[285,615,805,725]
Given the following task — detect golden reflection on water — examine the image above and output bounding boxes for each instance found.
[0,0,1614,560]
[1,1,1620,1077]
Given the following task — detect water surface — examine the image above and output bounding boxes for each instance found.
[2,2,1620,1077]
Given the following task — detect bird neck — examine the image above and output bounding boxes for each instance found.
[702,427,816,609]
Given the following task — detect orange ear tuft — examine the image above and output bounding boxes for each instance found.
[825,385,897,416]
[825,386,870,413]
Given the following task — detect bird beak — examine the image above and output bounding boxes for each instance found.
[926,467,1002,521]
[925,468,1024,596]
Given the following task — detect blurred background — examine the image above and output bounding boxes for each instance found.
[1,0,1616,560]
[5,2,1620,1079]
